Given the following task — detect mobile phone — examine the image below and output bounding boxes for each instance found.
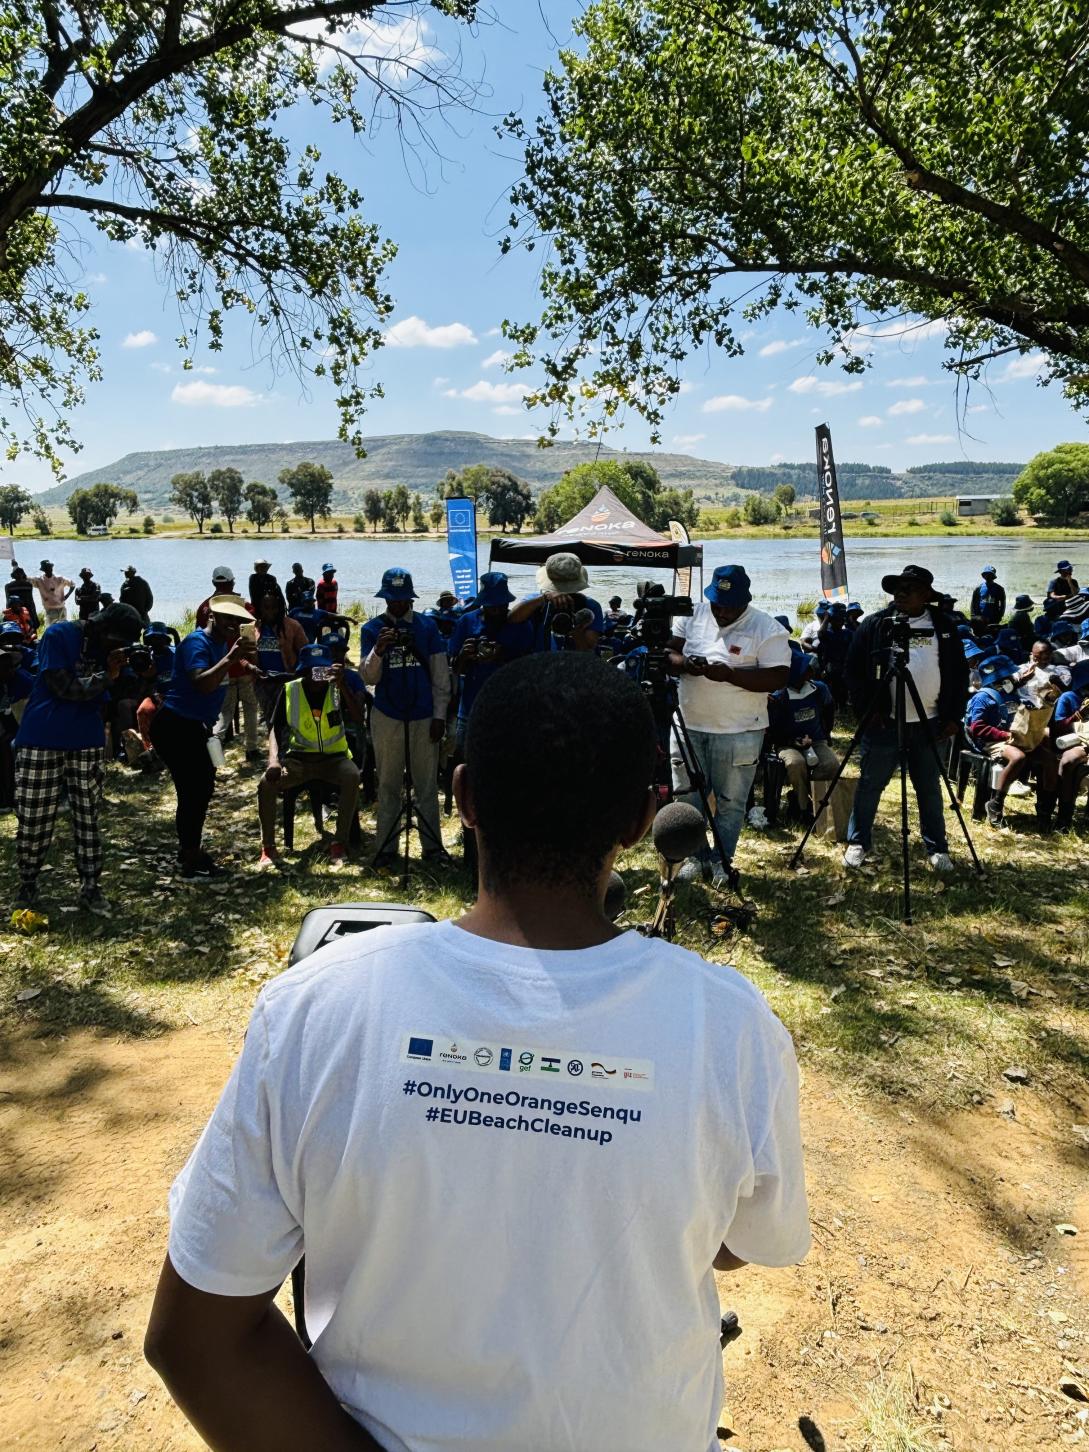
[311,665,335,682]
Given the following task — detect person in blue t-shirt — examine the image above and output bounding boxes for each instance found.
[768,652,838,819]
[449,573,536,749]
[12,602,144,914]
[360,567,452,868]
[965,654,1059,831]
[970,566,1006,629]
[149,597,258,878]
[1051,658,1089,831]
[507,552,605,655]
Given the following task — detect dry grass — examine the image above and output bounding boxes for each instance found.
[854,1367,938,1452]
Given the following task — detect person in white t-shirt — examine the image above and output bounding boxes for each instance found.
[667,564,791,886]
[29,558,75,625]
[843,565,969,873]
[146,651,810,1452]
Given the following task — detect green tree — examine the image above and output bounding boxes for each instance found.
[363,488,385,533]
[429,498,445,531]
[990,497,1020,527]
[32,507,51,535]
[280,462,334,533]
[504,0,1089,436]
[67,482,139,534]
[1013,445,1089,526]
[774,484,796,516]
[742,494,781,526]
[208,467,244,534]
[380,490,400,533]
[244,481,278,533]
[0,2,479,473]
[439,464,492,501]
[170,471,215,534]
[410,496,428,532]
[0,485,32,535]
[656,486,699,532]
[483,470,534,533]
[388,483,412,532]
[142,514,156,535]
[535,458,653,532]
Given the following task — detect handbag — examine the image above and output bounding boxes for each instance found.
[1009,701,1054,751]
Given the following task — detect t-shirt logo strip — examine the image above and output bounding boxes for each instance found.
[402,1034,653,1091]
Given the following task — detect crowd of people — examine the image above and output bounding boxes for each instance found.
[1,547,1086,914]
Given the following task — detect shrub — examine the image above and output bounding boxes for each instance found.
[352,513,366,533]
[796,599,816,620]
[723,506,742,528]
[336,521,345,534]
[864,515,878,526]
[742,493,781,525]
[209,521,224,534]
[990,497,1020,526]
[142,515,156,534]
[939,509,958,527]
[907,516,920,527]
[32,509,51,535]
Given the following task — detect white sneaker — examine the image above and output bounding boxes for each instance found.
[928,852,954,874]
[675,857,706,883]
[843,844,867,869]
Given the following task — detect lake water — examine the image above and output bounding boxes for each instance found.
[13,534,1084,625]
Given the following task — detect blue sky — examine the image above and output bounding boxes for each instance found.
[11,1,1088,493]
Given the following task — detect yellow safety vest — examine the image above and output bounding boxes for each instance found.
[284,678,348,755]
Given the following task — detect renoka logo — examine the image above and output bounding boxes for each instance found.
[439,1042,468,1064]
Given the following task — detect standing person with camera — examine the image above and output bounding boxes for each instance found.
[666,564,792,886]
[13,602,145,915]
[360,568,451,869]
[449,572,535,749]
[508,551,605,653]
[843,565,968,872]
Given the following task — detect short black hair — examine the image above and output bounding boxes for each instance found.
[465,653,656,891]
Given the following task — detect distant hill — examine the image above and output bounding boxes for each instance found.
[35,431,747,512]
[730,459,1024,502]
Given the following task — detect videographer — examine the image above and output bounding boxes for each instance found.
[667,564,791,885]
[148,652,809,1452]
[13,601,145,916]
[360,567,451,869]
[843,564,968,872]
[508,551,605,653]
[449,572,534,748]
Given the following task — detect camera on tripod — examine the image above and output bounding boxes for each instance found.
[884,611,935,654]
[628,582,693,702]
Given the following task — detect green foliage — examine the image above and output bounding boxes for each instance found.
[939,509,958,527]
[208,467,244,535]
[773,483,796,514]
[209,521,224,534]
[277,508,290,533]
[742,493,781,526]
[989,497,1020,526]
[243,481,278,533]
[384,483,412,533]
[142,514,156,535]
[0,3,480,473]
[170,470,215,533]
[533,457,693,532]
[336,521,345,534]
[279,461,333,533]
[722,506,742,528]
[410,496,428,532]
[32,507,50,535]
[442,465,535,532]
[428,498,444,531]
[0,485,32,535]
[363,488,384,532]
[352,513,366,533]
[504,0,1089,437]
[67,482,138,534]
[1013,444,1089,526]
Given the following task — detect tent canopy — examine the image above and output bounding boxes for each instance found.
[488,486,702,569]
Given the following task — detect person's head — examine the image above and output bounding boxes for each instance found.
[609,596,622,611]
[981,565,997,580]
[476,571,514,625]
[459,654,656,899]
[10,565,26,582]
[537,551,589,597]
[1014,593,1035,611]
[258,590,286,628]
[0,621,26,661]
[1031,639,1053,667]
[211,565,234,593]
[828,602,847,629]
[437,590,456,612]
[321,627,350,660]
[788,650,817,688]
[124,565,137,578]
[847,601,863,620]
[1070,658,1089,696]
[40,559,54,576]
[321,561,335,580]
[704,564,752,627]
[814,600,830,621]
[377,566,416,620]
[570,597,605,652]
[1050,619,1078,646]
[773,613,791,632]
[978,655,1019,695]
[207,596,252,643]
[144,621,172,653]
[1057,559,1074,576]
[881,564,938,617]
[254,557,271,574]
[291,562,304,577]
[295,643,333,683]
[86,602,143,654]
[79,567,93,581]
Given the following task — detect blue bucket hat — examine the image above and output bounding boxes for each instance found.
[962,638,993,663]
[295,643,334,674]
[476,571,515,607]
[773,613,791,631]
[705,564,752,607]
[321,562,335,573]
[144,620,171,640]
[978,654,1018,688]
[788,650,817,687]
[957,623,974,638]
[1057,559,1073,571]
[847,601,863,614]
[815,600,831,617]
[1070,658,1089,691]
[0,620,25,638]
[828,601,847,617]
[1013,594,1034,610]
[1081,619,1089,640]
[981,565,997,577]
[376,567,417,602]
[1034,617,1052,638]
[1050,619,1078,642]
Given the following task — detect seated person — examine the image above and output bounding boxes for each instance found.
[966,655,1059,831]
[1008,594,1036,650]
[846,601,864,631]
[767,652,837,820]
[799,599,828,647]
[1017,640,1070,704]
[994,626,1027,666]
[1050,658,1089,832]
[257,643,365,870]
[1048,618,1082,666]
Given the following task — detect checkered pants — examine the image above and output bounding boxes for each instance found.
[15,746,105,892]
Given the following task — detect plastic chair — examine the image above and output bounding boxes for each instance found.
[955,747,993,820]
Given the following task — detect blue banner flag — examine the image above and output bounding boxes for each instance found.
[445,496,478,602]
[815,424,849,602]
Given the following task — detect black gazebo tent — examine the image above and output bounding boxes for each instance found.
[488,486,702,572]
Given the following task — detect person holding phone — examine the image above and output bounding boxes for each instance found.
[257,643,365,870]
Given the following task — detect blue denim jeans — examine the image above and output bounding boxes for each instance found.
[671,727,764,864]
[847,720,949,853]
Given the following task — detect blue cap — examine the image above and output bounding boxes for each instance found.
[957,623,974,639]
[0,621,25,638]
[705,564,752,607]
[979,655,1018,688]
[995,627,1021,650]
[376,567,417,602]
[144,620,171,640]
[295,643,334,674]
[321,562,335,573]
[963,638,997,662]
[788,650,817,687]
[773,614,791,631]
[1070,658,1089,690]
[1057,559,1073,571]
[815,600,831,616]
[476,571,515,607]
[1014,594,1034,610]
[319,622,350,645]
[981,565,997,576]
[1050,618,1077,641]
[847,601,862,613]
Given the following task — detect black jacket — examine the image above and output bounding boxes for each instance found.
[970,581,1005,622]
[119,575,153,616]
[845,604,968,727]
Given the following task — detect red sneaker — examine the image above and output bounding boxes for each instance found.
[257,847,281,870]
[328,843,348,870]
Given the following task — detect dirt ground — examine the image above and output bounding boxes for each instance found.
[1,1020,1086,1452]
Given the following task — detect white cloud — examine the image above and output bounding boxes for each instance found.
[770,452,786,464]
[289,13,438,77]
[484,326,502,338]
[905,432,954,445]
[672,433,707,450]
[677,380,695,394]
[171,380,263,408]
[150,362,172,375]
[446,379,531,405]
[481,348,512,370]
[966,403,989,414]
[1001,351,1045,380]
[87,271,108,285]
[192,364,218,375]
[123,329,157,349]
[788,376,863,397]
[858,415,883,428]
[432,376,450,388]
[492,405,522,416]
[886,375,928,388]
[758,339,804,358]
[385,315,477,349]
[702,393,773,413]
[887,398,926,416]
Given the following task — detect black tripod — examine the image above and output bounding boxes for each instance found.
[371,714,421,889]
[789,640,984,923]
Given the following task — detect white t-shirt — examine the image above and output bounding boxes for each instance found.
[168,920,810,1452]
[674,602,792,733]
[904,614,941,722]
[799,619,822,647]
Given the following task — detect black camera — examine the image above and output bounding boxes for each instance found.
[475,637,501,663]
[125,646,152,672]
[632,581,694,647]
[549,595,596,638]
[885,611,935,653]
